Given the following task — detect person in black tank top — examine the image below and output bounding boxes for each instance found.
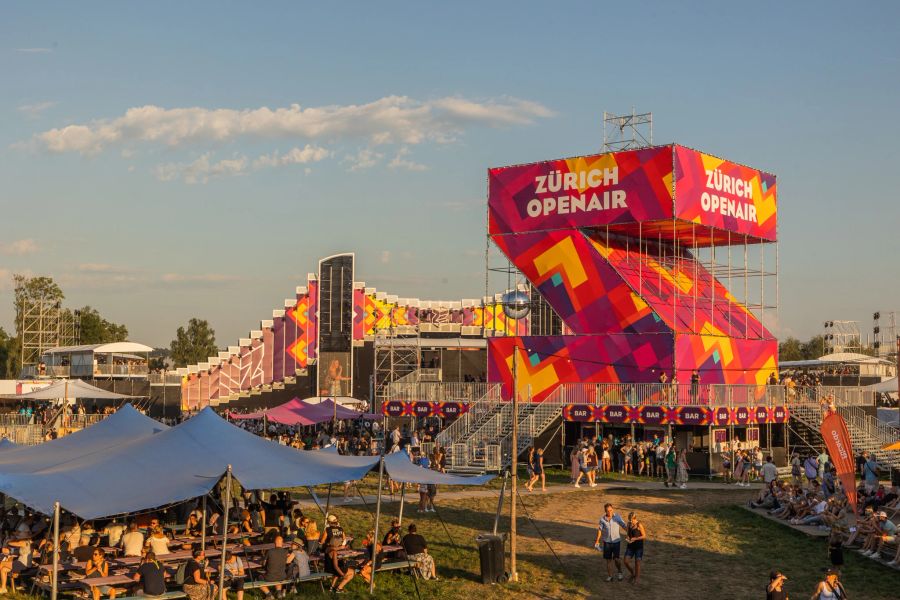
[766,569,787,600]
[623,512,646,584]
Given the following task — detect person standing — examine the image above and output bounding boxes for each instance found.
[623,512,646,584]
[676,448,690,489]
[766,569,788,600]
[810,568,846,599]
[593,503,627,582]
[690,370,700,404]
[664,444,677,487]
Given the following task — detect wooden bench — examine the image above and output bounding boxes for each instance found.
[117,591,186,600]
[376,559,420,578]
[243,572,331,595]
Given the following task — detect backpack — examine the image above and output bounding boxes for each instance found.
[175,561,188,585]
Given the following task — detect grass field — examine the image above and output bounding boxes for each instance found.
[280,482,899,599]
[11,479,899,599]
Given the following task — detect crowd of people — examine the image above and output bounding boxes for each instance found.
[747,446,899,598]
[0,478,441,598]
[568,435,691,489]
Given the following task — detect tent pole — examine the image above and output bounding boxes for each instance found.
[369,456,385,595]
[51,501,60,600]
[324,484,333,518]
[398,485,405,526]
[492,471,508,535]
[510,348,519,582]
[201,495,207,553]
[218,466,232,600]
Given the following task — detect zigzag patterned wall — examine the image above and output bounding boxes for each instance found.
[180,272,526,410]
[487,144,778,402]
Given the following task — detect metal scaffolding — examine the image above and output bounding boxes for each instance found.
[19,300,79,368]
[373,334,421,408]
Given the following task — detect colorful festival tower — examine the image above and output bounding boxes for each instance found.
[487,144,778,402]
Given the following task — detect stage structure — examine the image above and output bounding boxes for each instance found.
[177,249,525,412]
[486,143,779,402]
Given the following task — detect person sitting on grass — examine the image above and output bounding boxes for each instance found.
[401,524,438,580]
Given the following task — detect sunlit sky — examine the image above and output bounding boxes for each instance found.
[2,1,899,348]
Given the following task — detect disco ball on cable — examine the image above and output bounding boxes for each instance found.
[502,290,531,320]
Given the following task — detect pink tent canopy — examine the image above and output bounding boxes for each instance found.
[229,398,379,425]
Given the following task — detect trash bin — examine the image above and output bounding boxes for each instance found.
[475,533,507,584]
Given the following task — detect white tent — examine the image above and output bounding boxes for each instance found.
[0,379,138,401]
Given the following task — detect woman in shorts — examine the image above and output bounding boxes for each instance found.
[623,512,646,584]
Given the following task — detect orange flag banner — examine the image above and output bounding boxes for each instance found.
[820,411,857,512]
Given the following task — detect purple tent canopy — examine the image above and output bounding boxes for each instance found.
[230,398,379,426]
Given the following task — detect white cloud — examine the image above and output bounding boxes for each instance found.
[31,95,554,155]
[252,145,330,169]
[17,101,56,118]
[156,153,248,184]
[345,148,383,171]
[0,239,39,255]
[388,147,428,171]
[15,47,52,54]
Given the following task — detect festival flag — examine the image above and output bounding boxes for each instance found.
[820,411,857,512]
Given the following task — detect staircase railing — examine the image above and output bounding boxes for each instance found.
[434,384,502,447]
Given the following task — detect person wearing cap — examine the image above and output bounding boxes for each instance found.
[809,568,845,599]
[381,519,404,559]
[766,569,787,600]
[861,510,897,559]
[222,550,246,600]
[287,536,310,579]
[320,514,345,549]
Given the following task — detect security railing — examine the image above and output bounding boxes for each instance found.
[386,381,497,404]
[94,364,149,377]
[0,414,36,427]
[149,372,183,385]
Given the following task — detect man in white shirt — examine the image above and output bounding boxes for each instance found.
[104,520,127,548]
[121,522,145,557]
[761,456,779,486]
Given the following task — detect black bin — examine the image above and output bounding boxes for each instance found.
[475,533,507,584]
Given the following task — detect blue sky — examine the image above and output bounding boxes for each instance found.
[1,1,899,348]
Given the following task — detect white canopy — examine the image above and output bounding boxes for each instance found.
[0,379,138,401]
[42,342,154,354]
[863,377,898,393]
[0,407,379,519]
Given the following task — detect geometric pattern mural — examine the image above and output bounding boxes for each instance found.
[488,144,778,401]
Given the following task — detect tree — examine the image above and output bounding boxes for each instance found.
[778,337,804,361]
[0,327,14,379]
[801,335,826,360]
[77,306,129,344]
[169,318,218,367]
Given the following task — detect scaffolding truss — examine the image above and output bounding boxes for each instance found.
[373,334,421,407]
[19,300,79,368]
[603,110,653,152]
